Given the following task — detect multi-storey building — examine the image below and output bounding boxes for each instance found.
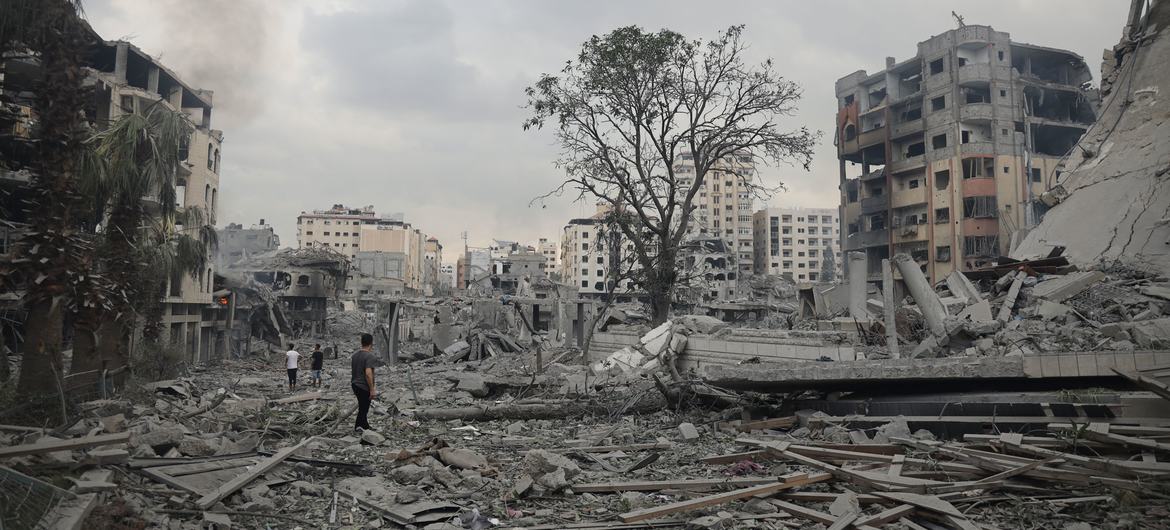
[673,154,756,275]
[217,220,280,269]
[296,205,440,293]
[834,25,1097,283]
[559,204,639,297]
[1,37,227,361]
[94,41,226,361]
[537,238,558,275]
[296,205,375,258]
[752,207,843,282]
[439,263,456,289]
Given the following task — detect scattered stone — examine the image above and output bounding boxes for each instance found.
[455,373,490,398]
[438,447,489,470]
[202,512,232,528]
[391,464,430,483]
[522,450,581,479]
[361,430,386,446]
[677,422,700,441]
[829,490,861,517]
[872,418,912,444]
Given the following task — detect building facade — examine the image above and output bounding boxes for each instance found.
[296,205,440,293]
[752,207,843,282]
[94,41,226,361]
[217,220,280,269]
[559,204,639,297]
[673,153,756,276]
[835,25,1097,283]
[537,238,558,275]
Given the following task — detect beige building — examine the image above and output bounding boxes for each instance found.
[296,205,440,293]
[673,154,756,276]
[537,238,558,276]
[89,41,226,362]
[559,204,639,297]
[835,25,1097,283]
[752,207,843,282]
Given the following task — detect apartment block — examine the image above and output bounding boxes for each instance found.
[537,238,558,275]
[752,207,843,282]
[297,205,440,294]
[674,154,756,276]
[559,204,639,298]
[835,25,1097,283]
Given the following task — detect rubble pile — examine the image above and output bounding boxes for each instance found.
[882,251,1170,359]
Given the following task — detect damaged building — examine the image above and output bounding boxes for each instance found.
[224,248,349,335]
[835,25,1099,284]
[216,220,280,269]
[1,35,227,361]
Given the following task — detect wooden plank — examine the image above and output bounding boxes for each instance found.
[153,457,261,477]
[873,492,963,517]
[855,504,916,527]
[1080,423,1170,453]
[140,467,205,494]
[196,437,313,509]
[574,477,778,493]
[814,416,1170,428]
[617,472,831,523]
[0,432,130,459]
[1113,368,1170,402]
[826,512,858,530]
[1048,423,1170,436]
[888,455,905,477]
[736,416,797,432]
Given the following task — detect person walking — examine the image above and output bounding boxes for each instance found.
[285,344,300,392]
[351,333,377,432]
[310,344,324,388]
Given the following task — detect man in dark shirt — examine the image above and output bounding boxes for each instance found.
[310,344,324,388]
[351,333,377,432]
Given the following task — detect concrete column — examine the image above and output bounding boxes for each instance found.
[114,42,129,83]
[892,253,948,341]
[147,65,159,94]
[881,259,900,358]
[847,252,868,320]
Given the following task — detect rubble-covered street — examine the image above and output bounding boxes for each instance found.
[4,0,1170,529]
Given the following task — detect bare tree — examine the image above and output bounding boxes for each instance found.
[524,25,818,324]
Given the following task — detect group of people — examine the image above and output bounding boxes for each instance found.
[284,333,380,433]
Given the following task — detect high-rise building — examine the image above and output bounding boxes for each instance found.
[752,207,842,282]
[673,154,756,276]
[834,25,1097,283]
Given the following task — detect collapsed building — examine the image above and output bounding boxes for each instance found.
[223,247,349,336]
[835,25,1099,285]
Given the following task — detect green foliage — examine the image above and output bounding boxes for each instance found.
[525,24,819,322]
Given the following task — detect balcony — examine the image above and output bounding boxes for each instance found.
[960,141,995,156]
[860,195,888,214]
[890,119,923,140]
[887,154,925,175]
[847,228,889,249]
[857,126,886,148]
[957,63,992,86]
[960,103,994,123]
[955,26,993,46]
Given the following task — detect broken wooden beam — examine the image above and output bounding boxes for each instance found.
[268,392,324,406]
[196,437,314,509]
[617,472,831,523]
[574,477,779,493]
[1112,369,1170,402]
[0,432,130,459]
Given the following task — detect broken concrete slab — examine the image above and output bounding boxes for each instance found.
[678,422,700,441]
[957,300,993,323]
[945,271,983,303]
[1032,271,1106,303]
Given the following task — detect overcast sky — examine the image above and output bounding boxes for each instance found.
[84,0,1125,260]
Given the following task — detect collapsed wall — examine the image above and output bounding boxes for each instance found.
[1014,1,1170,271]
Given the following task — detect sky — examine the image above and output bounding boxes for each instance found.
[83,0,1126,260]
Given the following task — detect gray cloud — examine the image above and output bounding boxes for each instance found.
[82,0,1125,259]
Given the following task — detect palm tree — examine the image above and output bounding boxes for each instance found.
[72,103,207,375]
[1,0,96,398]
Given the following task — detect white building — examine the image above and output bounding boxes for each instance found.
[559,205,638,297]
[439,263,456,289]
[752,207,843,282]
[673,153,756,275]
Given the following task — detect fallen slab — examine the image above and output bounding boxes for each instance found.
[0,432,130,459]
[196,437,314,509]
